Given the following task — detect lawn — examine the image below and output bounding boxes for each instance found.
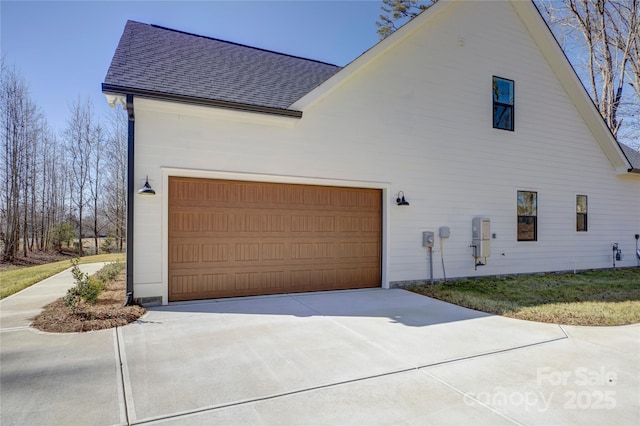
[409,268,640,326]
[0,253,125,299]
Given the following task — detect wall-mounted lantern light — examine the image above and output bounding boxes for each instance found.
[138,176,156,195]
[396,191,409,206]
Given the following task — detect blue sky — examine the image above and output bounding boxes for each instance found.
[1,0,383,133]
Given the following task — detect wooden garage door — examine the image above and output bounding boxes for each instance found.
[168,177,382,301]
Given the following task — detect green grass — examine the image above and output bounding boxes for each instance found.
[0,253,125,299]
[409,268,640,326]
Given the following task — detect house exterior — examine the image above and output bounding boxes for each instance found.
[103,0,640,306]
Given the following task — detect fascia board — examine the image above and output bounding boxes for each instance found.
[510,0,631,172]
[101,84,302,119]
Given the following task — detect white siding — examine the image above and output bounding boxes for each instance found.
[131,1,640,303]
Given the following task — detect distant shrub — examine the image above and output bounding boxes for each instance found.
[100,236,116,253]
[94,260,125,285]
[50,222,75,252]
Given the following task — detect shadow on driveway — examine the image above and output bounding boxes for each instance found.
[3,288,582,426]
[116,289,567,424]
[148,287,491,327]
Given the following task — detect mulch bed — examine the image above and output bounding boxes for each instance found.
[31,271,146,333]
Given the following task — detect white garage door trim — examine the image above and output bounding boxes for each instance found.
[161,167,391,305]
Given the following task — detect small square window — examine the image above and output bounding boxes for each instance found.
[576,195,588,232]
[517,191,537,241]
[493,76,514,131]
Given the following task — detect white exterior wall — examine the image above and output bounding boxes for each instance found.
[131,1,640,303]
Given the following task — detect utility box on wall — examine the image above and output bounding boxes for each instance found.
[472,217,491,258]
[422,231,434,248]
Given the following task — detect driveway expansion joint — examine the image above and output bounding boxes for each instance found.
[116,326,136,425]
[420,369,524,426]
[127,332,568,425]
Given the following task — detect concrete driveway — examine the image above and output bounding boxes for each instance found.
[1,284,639,425]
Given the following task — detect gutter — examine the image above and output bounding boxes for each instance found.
[101,84,303,118]
[124,94,135,306]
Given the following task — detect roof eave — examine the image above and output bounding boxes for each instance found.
[101,84,303,119]
[618,143,640,174]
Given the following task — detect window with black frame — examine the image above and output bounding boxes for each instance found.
[576,195,588,232]
[517,191,537,241]
[493,76,514,131]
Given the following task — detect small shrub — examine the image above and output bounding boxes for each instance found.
[63,258,105,313]
[94,260,125,285]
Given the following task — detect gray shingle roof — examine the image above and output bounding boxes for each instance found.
[103,21,341,111]
[620,143,640,171]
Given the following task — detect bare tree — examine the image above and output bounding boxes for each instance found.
[23,109,39,255]
[89,124,106,254]
[0,59,80,260]
[104,108,128,252]
[37,128,66,252]
[1,60,125,262]
[38,128,56,250]
[612,0,640,146]
[537,0,639,144]
[64,98,96,256]
[0,65,36,261]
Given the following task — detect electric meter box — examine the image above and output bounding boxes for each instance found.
[422,231,434,248]
[472,217,490,257]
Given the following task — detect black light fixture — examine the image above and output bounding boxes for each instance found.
[138,176,156,195]
[396,191,409,206]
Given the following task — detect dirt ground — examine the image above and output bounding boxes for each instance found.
[0,250,76,271]
[31,270,146,333]
[1,239,125,271]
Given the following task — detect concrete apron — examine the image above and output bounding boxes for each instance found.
[1,287,638,425]
[117,288,635,425]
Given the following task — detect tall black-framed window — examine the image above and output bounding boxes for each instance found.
[576,195,588,232]
[493,76,514,131]
[517,191,537,241]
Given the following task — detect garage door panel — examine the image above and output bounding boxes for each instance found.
[169,243,200,264]
[169,178,381,301]
[170,182,380,212]
[169,260,381,273]
[201,243,229,262]
[170,239,379,265]
[169,263,382,301]
[170,208,379,236]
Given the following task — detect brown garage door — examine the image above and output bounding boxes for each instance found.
[168,177,382,301]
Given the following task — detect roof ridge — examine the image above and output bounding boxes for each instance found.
[126,20,340,69]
